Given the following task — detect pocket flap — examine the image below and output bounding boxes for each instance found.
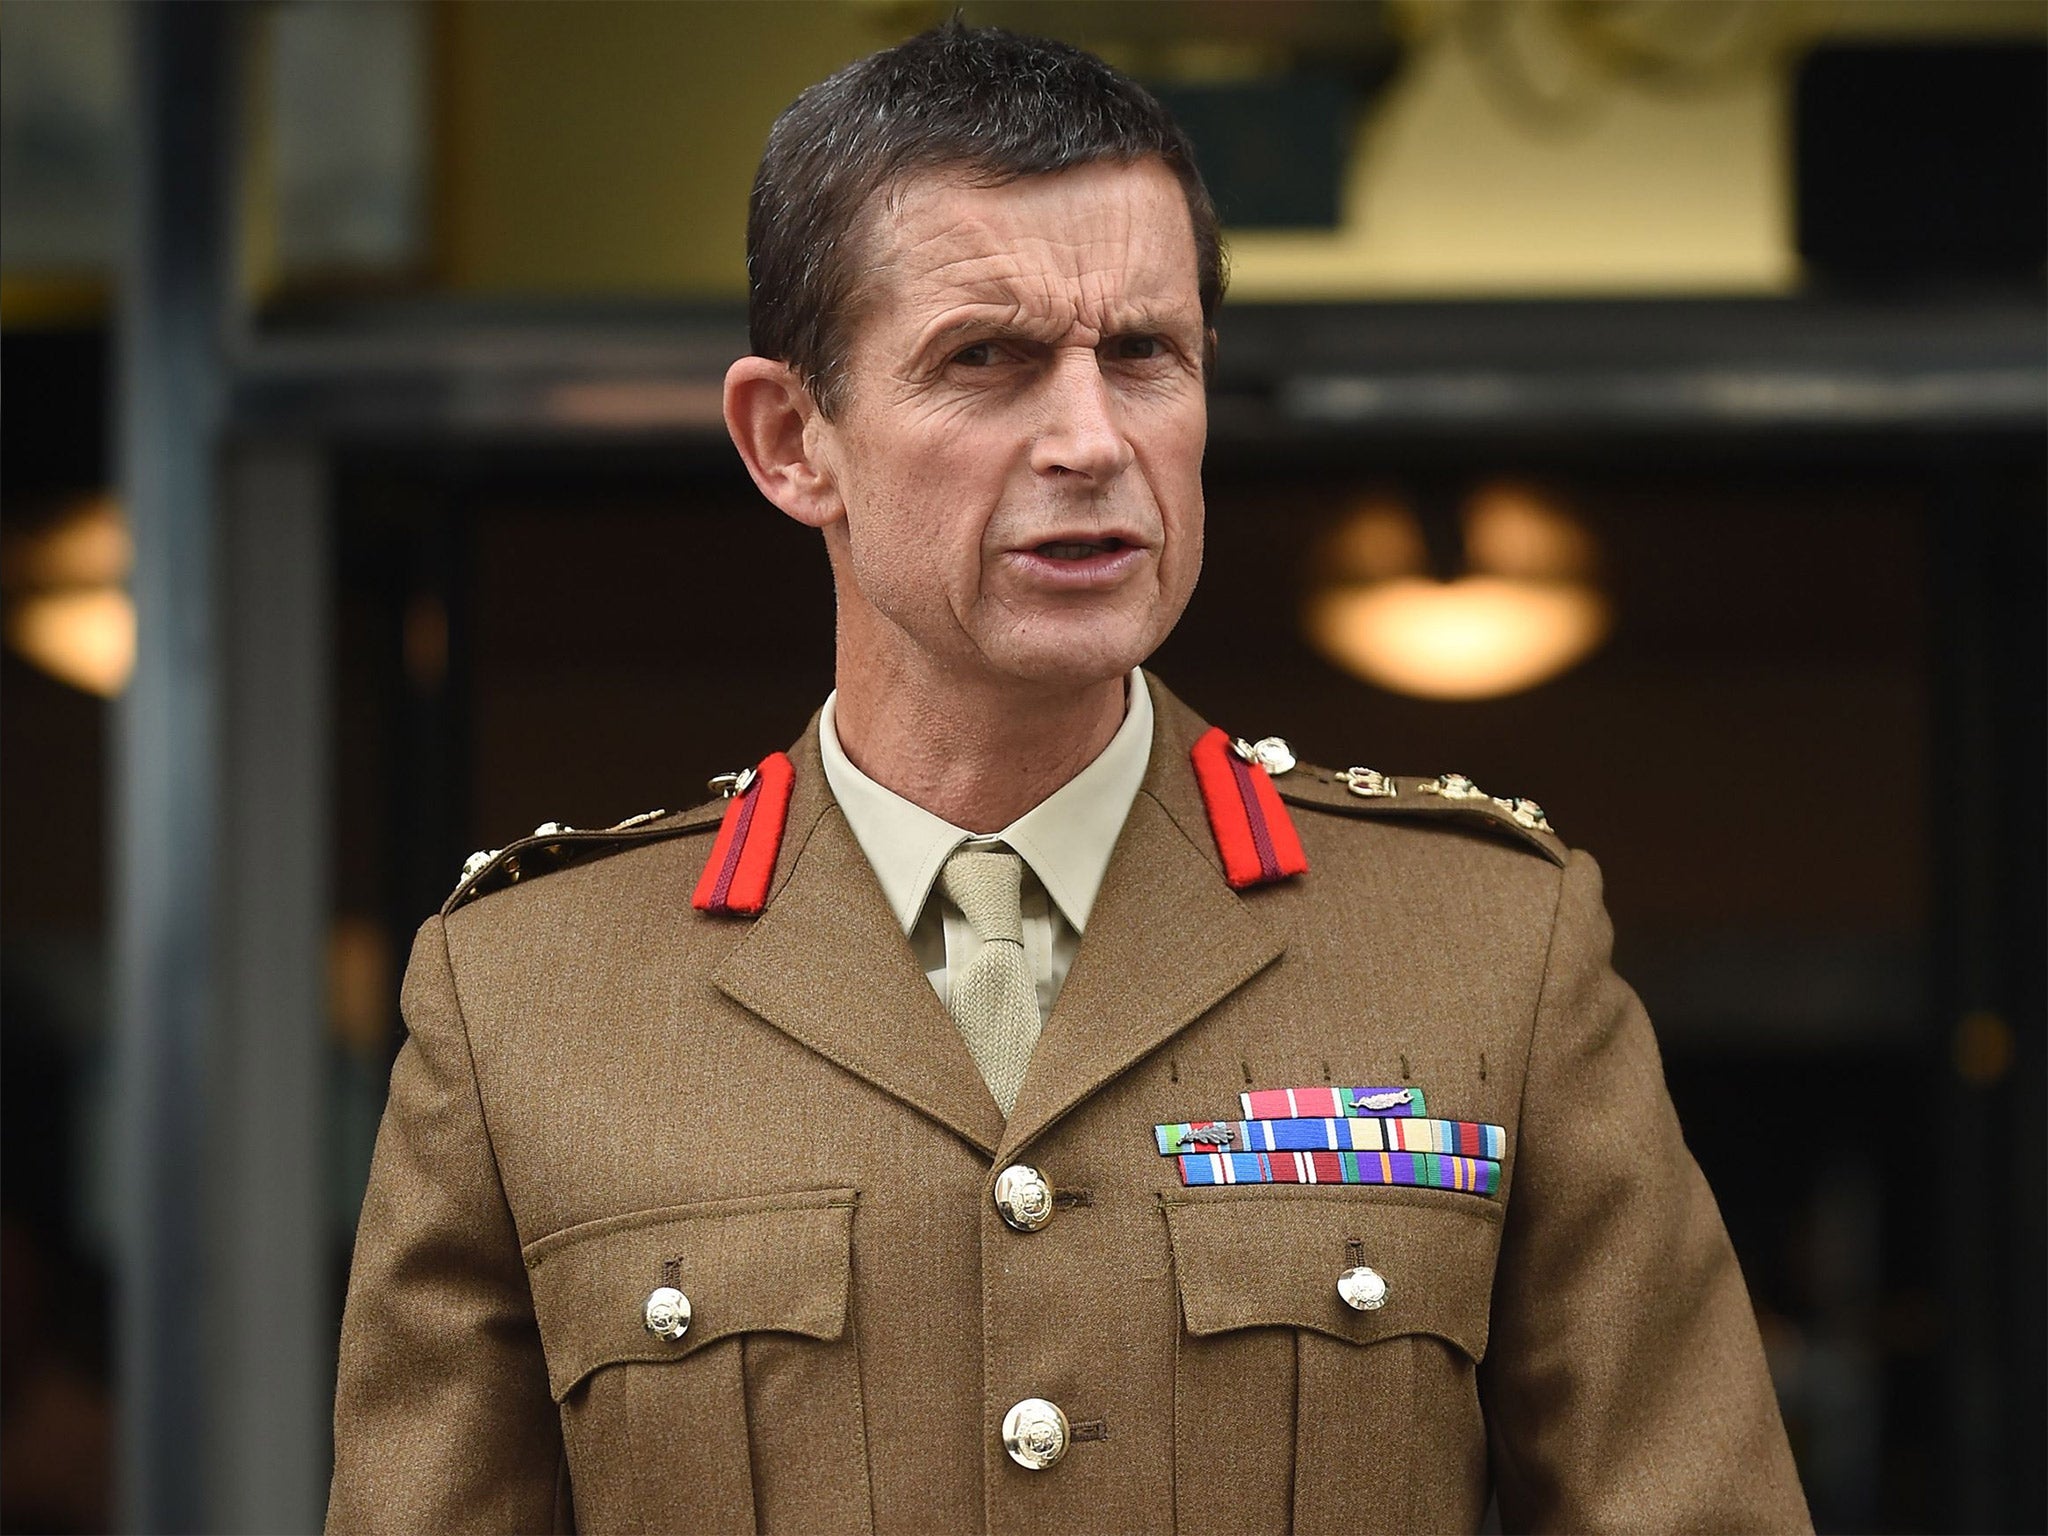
[523,1188,856,1402]
[1163,1190,1500,1361]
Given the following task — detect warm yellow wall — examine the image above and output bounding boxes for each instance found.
[440,0,900,294]
[1228,0,2046,299]
[437,0,2047,301]
[1229,9,1795,299]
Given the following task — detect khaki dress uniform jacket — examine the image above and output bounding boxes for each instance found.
[328,677,1810,1534]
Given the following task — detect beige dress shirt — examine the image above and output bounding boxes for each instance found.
[817,670,1154,1023]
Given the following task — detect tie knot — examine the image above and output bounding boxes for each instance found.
[940,847,1025,944]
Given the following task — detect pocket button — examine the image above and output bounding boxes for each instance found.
[643,1285,692,1340]
[1337,1265,1388,1312]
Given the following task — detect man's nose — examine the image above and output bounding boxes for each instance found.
[1030,350,1136,482]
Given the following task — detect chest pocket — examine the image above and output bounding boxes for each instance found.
[524,1187,872,1536]
[1164,1189,1501,1536]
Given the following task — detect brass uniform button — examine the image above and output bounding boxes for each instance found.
[993,1164,1055,1232]
[1337,1264,1388,1312]
[1001,1397,1071,1471]
[643,1285,692,1340]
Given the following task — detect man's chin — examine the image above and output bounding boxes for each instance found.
[980,635,1155,695]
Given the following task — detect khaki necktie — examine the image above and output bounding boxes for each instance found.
[940,846,1042,1117]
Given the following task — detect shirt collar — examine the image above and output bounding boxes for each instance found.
[818,669,1154,936]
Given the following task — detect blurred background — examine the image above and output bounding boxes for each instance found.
[1,0,2042,1530]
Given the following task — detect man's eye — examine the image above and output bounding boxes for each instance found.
[952,342,999,367]
[1109,335,1166,361]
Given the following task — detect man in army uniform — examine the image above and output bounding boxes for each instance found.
[329,23,1809,1534]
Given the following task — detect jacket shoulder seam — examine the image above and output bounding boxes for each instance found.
[442,804,725,916]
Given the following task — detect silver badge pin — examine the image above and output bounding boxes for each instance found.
[1354,1089,1413,1111]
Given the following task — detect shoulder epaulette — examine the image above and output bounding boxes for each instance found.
[443,801,725,916]
[1239,741,1565,867]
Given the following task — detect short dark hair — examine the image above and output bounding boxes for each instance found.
[746,20,1226,416]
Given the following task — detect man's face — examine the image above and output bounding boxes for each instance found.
[809,156,1208,693]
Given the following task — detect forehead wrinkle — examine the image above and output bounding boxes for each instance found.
[896,242,1193,341]
[853,165,1205,371]
[897,258,1080,351]
[889,194,1166,280]
[905,221,1154,286]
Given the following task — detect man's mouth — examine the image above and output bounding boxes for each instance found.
[1034,537,1131,560]
[1007,534,1147,589]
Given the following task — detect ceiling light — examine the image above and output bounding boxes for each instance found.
[1462,480,1597,580]
[3,494,135,696]
[1305,480,1610,700]
[6,586,136,697]
[1307,576,1610,700]
[1,493,131,589]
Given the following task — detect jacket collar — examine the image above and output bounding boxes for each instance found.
[815,668,1155,936]
[709,673,1284,1160]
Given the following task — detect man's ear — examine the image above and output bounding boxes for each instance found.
[723,356,843,529]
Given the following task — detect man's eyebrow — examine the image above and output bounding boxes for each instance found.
[918,315,1037,354]
[1096,305,1201,335]
[916,308,1200,357]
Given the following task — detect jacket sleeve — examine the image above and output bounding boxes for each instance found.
[1481,851,1811,1533]
[327,915,567,1534]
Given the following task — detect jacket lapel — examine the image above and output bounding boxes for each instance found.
[710,722,1006,1158]
[999,679,1285,1159]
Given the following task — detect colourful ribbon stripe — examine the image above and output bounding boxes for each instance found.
[1240,1085,1427,1120]
[1155,1116,1506,1159]
[1176,1149,1500,1194]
